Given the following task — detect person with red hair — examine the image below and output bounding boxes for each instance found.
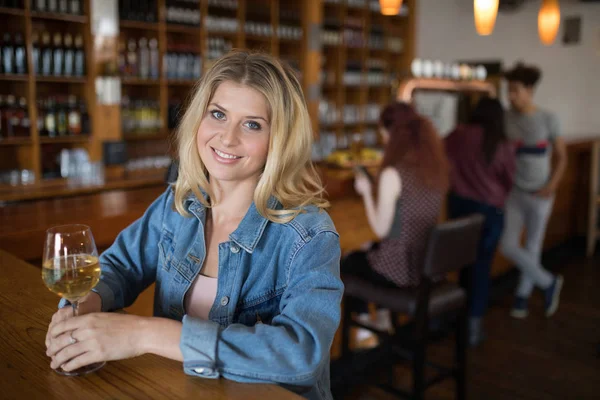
[342,102,450,335]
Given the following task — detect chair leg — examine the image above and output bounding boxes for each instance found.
[456,306,468,400]
[412,339,426,400]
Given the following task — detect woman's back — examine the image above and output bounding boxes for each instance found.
[367,167,444,287]
[446,124,515,209]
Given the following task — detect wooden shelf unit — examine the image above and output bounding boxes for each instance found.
[1,0,415,199]
[0,0,95,187]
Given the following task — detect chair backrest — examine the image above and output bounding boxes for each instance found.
[421,214,484,279]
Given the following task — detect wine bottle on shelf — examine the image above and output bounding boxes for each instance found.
[74,34,85,76]
[52,33,63,76]
[4,95,16,137]
[149,38,158,79]
[18,97,29,138]
[58,0,68,14]
[126,38,137,77]
[41,31,53,76]
[69,0,81,15]
[2,33,14,75]
[63,33,74,76]
[146,0,156,22]
[67,95,81,135]
[14,33,26,75]
[35,0,47,12]
[47,0,57,13]
[80,102,89,134]
[56,97,67,136]
[31,32,40,75]
[138,37,149,79]
[37,99,46,136]
[45,98,57,138]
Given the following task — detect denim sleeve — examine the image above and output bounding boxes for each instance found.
[91,186,171,311]
[179,231,343,388]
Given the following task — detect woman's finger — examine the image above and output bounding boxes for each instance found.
[47,329,86,357]
[60,350,102,372]
[49,314,90,339]
[50,341,88,370]
[46,308,74,348]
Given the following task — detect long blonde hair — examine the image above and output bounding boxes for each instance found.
[173,51,328,223]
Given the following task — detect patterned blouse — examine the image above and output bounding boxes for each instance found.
[367,167,444,287]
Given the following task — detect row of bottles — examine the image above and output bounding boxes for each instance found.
[1,32,27,75]
[37,95,89,137]
[32,0,83,15]
[319,100,381,126]
[0,95,29,138]
[32,31,85,77]
[164,45,201,80]
[121,96,162,134]
[207,0,237,10]
[119,0,157,22]
[166,0,200,26]
[206,37,232,60]
[119,37,159,79]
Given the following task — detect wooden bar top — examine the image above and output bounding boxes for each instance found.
[0,249,301,400]
[0,170,166,204]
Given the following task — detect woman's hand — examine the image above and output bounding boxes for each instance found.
[46,312,148,372]
[354,173,372,197]
[45,292,102,351]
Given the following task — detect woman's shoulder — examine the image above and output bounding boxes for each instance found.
[283,206,338,239]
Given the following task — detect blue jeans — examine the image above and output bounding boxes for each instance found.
[448,193,504,318]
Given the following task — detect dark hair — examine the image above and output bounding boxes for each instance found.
[504,62,542,87]
[379,102,449,191]
[470,97,507,164]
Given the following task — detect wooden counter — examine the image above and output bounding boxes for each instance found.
[0,170,166,203]
[0,249,301,400]
[0,138,593,268]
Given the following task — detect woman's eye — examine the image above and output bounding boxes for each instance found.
[244,121,262,131]
[211,110,225,120]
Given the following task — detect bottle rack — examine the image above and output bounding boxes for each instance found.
[0,0,415,191]
[0,0,94,186]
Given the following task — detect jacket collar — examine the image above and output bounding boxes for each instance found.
[184,189,279,254]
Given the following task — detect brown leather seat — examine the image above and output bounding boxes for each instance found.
[343,276,465,318]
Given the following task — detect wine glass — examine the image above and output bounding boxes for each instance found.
[42,224,105,376]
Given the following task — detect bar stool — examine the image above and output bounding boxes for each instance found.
[336,214,484,400]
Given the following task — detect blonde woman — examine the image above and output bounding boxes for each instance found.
[44,52,343,400]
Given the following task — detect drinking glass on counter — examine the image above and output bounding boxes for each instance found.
[42,224,105,376]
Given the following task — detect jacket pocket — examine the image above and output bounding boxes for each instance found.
[234,288,285,326]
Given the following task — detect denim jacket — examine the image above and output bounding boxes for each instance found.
[88,186,343,399]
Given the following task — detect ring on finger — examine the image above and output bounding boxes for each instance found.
[69,331,77,345]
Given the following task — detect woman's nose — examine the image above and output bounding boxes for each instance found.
[220,124,239,147]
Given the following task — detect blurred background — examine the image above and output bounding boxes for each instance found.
[0,0,598,399]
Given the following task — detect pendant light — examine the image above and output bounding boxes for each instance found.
[473,0,499,36]
[538,0,561,45]
[379,0,403,16]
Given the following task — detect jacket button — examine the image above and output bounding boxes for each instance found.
[220,296,229,306]
[230,244,240,253]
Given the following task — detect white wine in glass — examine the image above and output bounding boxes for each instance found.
[42,224,105,376]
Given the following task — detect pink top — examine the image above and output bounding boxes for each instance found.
[184,274,218,320]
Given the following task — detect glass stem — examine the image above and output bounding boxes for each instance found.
[71,300,80,317]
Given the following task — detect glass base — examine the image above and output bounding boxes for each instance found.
[54,361,105,376]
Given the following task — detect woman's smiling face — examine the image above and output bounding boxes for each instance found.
[196,81,271,184]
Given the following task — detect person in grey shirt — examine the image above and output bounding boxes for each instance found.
[500,63,567,319]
